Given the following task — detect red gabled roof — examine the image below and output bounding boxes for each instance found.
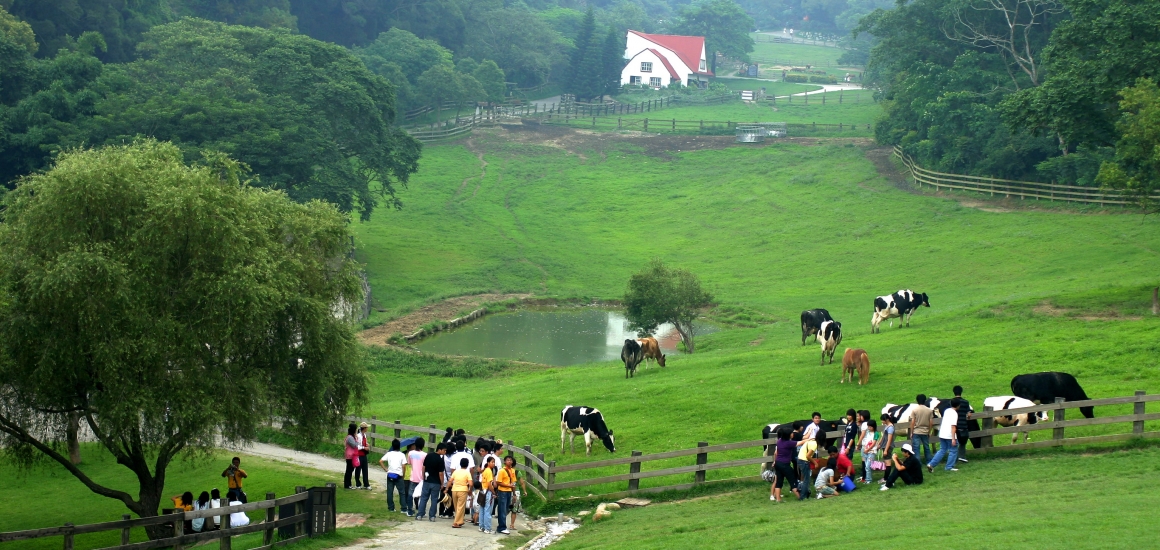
[629,30,713,76]
[648,48,680,80]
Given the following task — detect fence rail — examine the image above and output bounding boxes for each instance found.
[539,115,871,135]
[893,146,1160,206]
[351,390,1157,502]
[0,486,329,550]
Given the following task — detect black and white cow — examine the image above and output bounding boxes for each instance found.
[560,405,616,455]
[881,403,920,435]
[620,339,643,379]
[927,396,982,449]
[818,320,842,365]
[760,419,843,461]
[984,396,1051,443]
[1011,372,1094,418]
[800,309,834,345]
[871,289,930,333]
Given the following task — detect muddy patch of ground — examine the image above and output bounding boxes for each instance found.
[1032,300,1142,321]
[358,293,531,346]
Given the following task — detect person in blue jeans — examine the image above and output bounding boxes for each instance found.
[909,394,935,464]
[417,444,447,520]
[927,397,960,472]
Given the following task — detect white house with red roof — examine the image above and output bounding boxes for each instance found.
[621,30,713,89]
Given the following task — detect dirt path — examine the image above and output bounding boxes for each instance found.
[358,293,531,346]
[226,441,544,550]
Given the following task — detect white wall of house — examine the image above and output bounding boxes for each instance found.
[620,49,679,89]
[621,32,710,88]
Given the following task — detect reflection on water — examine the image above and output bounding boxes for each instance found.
[415,308,712,366]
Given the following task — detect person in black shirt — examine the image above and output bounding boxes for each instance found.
[954,385,971,463]
[841,408,858,460]
[417,444,447,521]
[880,444,923,490]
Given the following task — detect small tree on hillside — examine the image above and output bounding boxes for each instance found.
[565,7,597,98]
[600,25,626,97]
[0,141,365,536]
[624,260,714,353]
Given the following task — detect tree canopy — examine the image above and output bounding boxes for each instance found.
[672,0,754,74]
[624,260,714,354]
[1097,79,1160,211]
[0,140,366,525]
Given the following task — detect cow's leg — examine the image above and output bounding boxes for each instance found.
[585,432,593,456]
[561,427,566,453]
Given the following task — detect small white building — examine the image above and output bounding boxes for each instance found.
[621,30,713,89]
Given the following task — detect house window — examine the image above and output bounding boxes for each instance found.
[649,77,662,88]
[699,60,706,71]
[630,76,641,85]
[641,62,652,73]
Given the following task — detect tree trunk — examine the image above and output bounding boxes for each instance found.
[67,413,81,465]
[674,322,695,353]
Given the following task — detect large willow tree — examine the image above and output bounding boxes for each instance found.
[0,141,366,531]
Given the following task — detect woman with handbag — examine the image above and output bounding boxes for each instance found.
[355,422,371,490]
[478,456,497,534]
[343,423,359,489]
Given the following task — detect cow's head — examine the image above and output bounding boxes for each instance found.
[602,430,616,453]
[657,354,666,367]
[919,293,930,307]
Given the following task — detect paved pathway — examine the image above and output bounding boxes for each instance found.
[225,442,543,550]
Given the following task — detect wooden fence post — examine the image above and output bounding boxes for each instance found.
[62,523,74,550]
[120,515,131,545]
[1134,390,1147,435]
[536,454,546,480]
[695,442,708,484]
[1053,398,1066,443]
[263,492,276,546]
[618,117,622,129]
[220,501,231,550]
[394,420,402,440]
[429,425,438,452]
[295,486,307,538]
[173,512,185,550]
[644,118,649,131]
[547,461,557,500]
[523,445,533,470]
[981,406,994,450]
[628,451,642,491]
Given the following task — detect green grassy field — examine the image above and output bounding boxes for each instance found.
[711,78,821,95]
[605,91,877,126]
[1,446,390,549]
[749,39,851,67]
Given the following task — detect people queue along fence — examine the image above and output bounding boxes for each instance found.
[350,389,1159,502]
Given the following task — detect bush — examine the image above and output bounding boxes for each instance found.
[784,74,809,83]
[808,75,838,84]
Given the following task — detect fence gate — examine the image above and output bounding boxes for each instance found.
[735,125,764,143]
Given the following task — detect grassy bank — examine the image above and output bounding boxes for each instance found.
[0,445,391,549]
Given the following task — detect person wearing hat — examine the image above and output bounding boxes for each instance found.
[356,422,372,490]
[880,444,924,491]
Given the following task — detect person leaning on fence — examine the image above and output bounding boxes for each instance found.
[881,444,924,491]
[450,457,473,528]
[222,457,248,503]
[381,438,408,514]
[909,395,935,464]
[769,427,800,503]
[496,455,523,534]
[953,385,971,464]
[928,398,961,473]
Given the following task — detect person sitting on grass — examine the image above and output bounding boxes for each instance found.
[814,457,843,499]
[880,444,924,491]
[192,491,211,532]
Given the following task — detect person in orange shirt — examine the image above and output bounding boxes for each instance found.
[495,456,526,534]
[477,456,497,534]
[449,458,472,528]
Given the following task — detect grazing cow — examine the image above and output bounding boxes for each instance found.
[927,396,982,449]
[984,396,1051,443]
[1010,372,1094,418]
[759,419,844,473]
[560,405,616,455]
[800,309,834,345]
[620,339,643,378]
[881,403,919,436]
[871,289,930,333]
[637,337,666,368]
[818,320,842,365]
[841,348,870,384]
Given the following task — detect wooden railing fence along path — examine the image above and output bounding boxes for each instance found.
[352,391,1158,502]
[0,486,334,550]
[893,146,1160,206]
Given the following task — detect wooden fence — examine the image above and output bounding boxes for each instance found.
[353,390,1158,502]
[539,115,871,135]
[893,146,1160,206]
[0,486,329,550]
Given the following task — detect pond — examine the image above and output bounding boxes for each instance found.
[415,308,714,366]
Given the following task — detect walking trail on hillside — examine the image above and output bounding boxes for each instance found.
[225,441,545,550]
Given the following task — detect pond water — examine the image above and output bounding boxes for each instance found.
[415,308,714,366]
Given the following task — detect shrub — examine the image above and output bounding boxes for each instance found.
[808,75,838,84]
[784,74,809,83]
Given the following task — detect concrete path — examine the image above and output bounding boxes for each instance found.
[224,441,543,550]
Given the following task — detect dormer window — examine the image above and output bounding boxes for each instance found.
[641,62,653,73]
[699,60,706,71]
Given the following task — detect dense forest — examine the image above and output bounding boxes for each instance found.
[1,0,1157,205]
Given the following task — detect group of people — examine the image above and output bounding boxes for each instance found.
[347,424,528,536]
[768,386,973,502]
[169,457,252,533]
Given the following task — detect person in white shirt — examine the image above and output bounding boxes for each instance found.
[380,439,408,513]
[209,488,224,530]
[927,398,960,472]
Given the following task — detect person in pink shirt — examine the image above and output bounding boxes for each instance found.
[407,438,427,516]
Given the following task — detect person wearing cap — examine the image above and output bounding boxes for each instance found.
[355,422,372,490]
[880,444,924,491]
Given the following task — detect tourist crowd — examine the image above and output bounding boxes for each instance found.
[168,457,253,533]
[767,386,972,502]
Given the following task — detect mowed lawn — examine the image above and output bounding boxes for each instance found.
[0,445,390,550]
[749,39,850,66]
[604,91,877,126]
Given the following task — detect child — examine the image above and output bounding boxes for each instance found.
[478,456,497,534]
[878,414,896,482]
[814,457,843,499]
[860,419,878,483]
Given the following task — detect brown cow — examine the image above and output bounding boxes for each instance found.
[637,337,666,368]
[841,348,870,385]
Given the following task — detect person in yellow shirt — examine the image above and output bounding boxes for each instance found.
[496,456,525,534]
[477,456,497,534]
[222,457,248,503]
[449,458,472,528]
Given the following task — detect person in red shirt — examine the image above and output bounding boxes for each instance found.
[829,446,855,480]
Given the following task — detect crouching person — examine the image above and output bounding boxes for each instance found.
[880,444,924,491]
[814,456,843,499]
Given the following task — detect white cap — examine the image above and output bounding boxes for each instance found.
[902,443,914,454]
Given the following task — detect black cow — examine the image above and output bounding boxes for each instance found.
[761,419,842,453]
[560,405,616,455]
[620,339,643,378]
[871,289,930,333]
[1011,372,1094,419]
[927,397,982,449]
[800,309,834,345]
